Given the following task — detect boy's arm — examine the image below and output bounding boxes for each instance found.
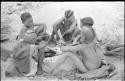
[48,24,58,43]
[61,44,82,53]
[34,23,47,34]
[93,28,100,42]
[48,17,64,43]
[57,29,65,44]
[73,34,81,43]
[52,17,65,31]
[64,20,77,35]
[42,24,47,34]
[18,26,27,40]
[56,17,66,42]
[66,35,81,46]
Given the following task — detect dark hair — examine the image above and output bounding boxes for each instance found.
[65,10,74,18]
[20,12,32,23]
[80,17,94,26]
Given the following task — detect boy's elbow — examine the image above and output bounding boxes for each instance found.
[53,24,57,29]
[53,25,58,32]
[43,24,47,29]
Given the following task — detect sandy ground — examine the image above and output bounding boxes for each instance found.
[1,40,124,81]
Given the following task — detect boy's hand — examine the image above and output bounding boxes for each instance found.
[58,39,65,44]
[19,39,24,42]
[72,42,79,46]
[63,31,69,37]
[58,39,66,47]
[37,43,47,49]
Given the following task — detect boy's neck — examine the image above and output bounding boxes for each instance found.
[24,25,33,29]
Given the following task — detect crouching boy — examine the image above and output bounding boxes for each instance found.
[6,32,46,76]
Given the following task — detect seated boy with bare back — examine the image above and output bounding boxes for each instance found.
[6,32,51,76]
[5,32,37,76]
[40,17,115,79]
[18,12,49,43]
[69,17,100,46]
[47,17,106,75]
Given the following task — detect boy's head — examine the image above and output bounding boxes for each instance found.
[65,10,74,19]
[80,17,94,28]
[20,12,33,27]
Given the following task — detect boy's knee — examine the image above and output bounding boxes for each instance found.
[35,24,47,34]
[64,52,73,57]
[53,25,58,33]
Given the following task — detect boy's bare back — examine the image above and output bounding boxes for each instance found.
[62,27,102,70]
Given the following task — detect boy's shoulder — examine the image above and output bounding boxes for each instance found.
[81,27,91,33]
[20,24,25,29]
[54,17,65,25]
[21,25,28,31]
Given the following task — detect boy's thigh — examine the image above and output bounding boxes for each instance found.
[43,54,75,73]
[54,58,75,74]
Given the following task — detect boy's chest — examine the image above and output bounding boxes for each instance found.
[25,27,35,34]
[26,25,41,33]
[58,20,72,34]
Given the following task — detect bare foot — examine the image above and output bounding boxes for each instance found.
[36,70,44,75]
[76,73,85,78]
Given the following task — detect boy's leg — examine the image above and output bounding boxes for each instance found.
[48,26,58,44]
[36,48,45,75]
[51,52,88,74]
[61,44,83,53]
[35,24,48,43]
